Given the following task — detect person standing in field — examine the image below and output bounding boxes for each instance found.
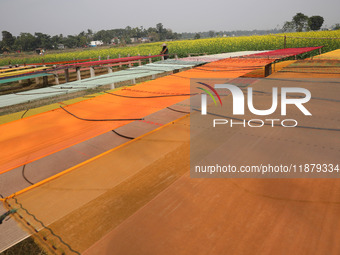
[160,43,169,60]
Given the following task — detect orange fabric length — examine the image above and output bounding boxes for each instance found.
[0,58,273,174]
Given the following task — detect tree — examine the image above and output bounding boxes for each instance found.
[292,13,309,32]
[156,23,167,40]
[333,23,340,30]
[308,16,324,31]
[63,35,78,48]
[34,32,53,49]
[87,29,93,39]
[208,30,215,38]
[133,26,147,38]
[2,31,15,50]
[14,33,36,51]
[78,31,88,46]
[282,21,295,32]
[194,33,201,39]
[93,30,112,44]
[283,13,309,32]
[164,29,176,40]
[51,34,63,49]
[0,41,4,53]
[148,31,160,42]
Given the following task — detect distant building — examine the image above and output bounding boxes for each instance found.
[90,41,104,47]
[57,44,65,50]
[130,38,138,43]
[141,37,150,43]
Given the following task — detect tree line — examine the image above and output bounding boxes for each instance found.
[0,23,181,53]
[1,17,339,54]
[0,27,286,53]
[282,13,325,32]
